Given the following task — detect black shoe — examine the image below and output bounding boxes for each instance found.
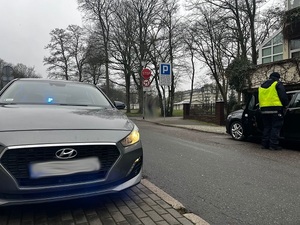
[269,146,282,151]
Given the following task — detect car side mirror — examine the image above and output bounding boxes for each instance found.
[114,101,126,110]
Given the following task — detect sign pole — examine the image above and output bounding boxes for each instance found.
[163,86,166,121]
[145,92,147,119]
[141,67,152,120]
[143,91,145,119]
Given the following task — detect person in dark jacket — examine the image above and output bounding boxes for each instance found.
[258,72,289,150]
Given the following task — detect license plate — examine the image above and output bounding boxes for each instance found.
[29,157,100,179]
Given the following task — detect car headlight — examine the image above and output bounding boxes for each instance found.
[121,125,140,147]
[227,114,232,120]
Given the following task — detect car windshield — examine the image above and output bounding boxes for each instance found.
[0,80,113,107]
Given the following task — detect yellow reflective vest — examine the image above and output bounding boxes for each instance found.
[258,81,283,107]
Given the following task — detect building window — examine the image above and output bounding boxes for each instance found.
[262,48,271,56]
[262,57,272,64]
[288,0,300,10]
[264,40,271,47]
[273,34,282,45]
[291,39,300,49]
[273,54,283,62]
[261,33,283,64]
[290,39,300,58]
[292,52,300,58]
[273,45,283,54]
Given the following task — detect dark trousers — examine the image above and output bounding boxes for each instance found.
[261,113,284,148]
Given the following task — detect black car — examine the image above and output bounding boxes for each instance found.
[226,90,300,141]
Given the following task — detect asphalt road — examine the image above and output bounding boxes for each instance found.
[134,120,300,225]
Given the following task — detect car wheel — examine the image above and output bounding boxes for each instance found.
[230,121,245,141]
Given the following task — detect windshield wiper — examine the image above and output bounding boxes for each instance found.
[0,102,17,105]
[58,103,90,107]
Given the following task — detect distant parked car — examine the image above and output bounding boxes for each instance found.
[0,78,143,206]
[226,90,300,141]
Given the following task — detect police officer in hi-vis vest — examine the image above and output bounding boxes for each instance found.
[258,72,289,150]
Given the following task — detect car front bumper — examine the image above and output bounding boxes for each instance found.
[0,168,142,206]
[0,140,143,206]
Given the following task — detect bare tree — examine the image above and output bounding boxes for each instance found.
[84,34,106,85]
[0,59,5,70]
[190,6,234,106]
[181,24,198,106]
[0,59,40,81]
[13,63,41,78]
[183,0,283,114]
[68,0,282,116]
[148,27,169,116]
[78,0,115,96]
[256,6,284,46]
[199,0,262,64]
[159,0,182,116]
[193,0,283,65]
[67,25,88,82]
[142,0,182,116]
[44,28,72,80]
[110,0,137,113]
[44,26,89,81]
[128,0,162,113]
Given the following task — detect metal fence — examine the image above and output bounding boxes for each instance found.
[190,103,215,115]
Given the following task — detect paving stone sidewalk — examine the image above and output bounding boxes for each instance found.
[0,179,209,225]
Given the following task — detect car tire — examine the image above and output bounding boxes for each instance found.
[230,121,245,141]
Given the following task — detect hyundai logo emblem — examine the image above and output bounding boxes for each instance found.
[55,148,77,159]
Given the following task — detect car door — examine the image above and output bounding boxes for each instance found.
[282,92,300,140]
[242,93,263,137]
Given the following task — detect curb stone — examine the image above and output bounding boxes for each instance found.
[132,117,226,135]
[142,179,210,225]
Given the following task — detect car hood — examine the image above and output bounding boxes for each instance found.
[0,105,133,132]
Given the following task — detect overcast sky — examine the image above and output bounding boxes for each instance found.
[0,0,83,77]
[0,0,283,90]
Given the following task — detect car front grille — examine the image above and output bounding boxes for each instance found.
[0,144,120,187]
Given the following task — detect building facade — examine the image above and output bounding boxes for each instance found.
[248,0,300,91]
[174,84,220,110]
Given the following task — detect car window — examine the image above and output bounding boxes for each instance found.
[247,94,259,110]
[290,93,300,108]
[0,80,113,108]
